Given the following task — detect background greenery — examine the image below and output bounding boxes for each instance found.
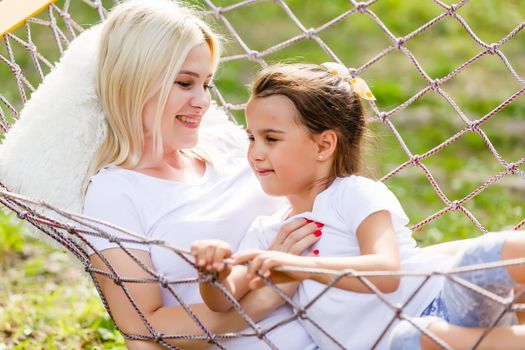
[1,0,523,348]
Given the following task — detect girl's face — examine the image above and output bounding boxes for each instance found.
[246,95,321,197]
[142,43,214,152]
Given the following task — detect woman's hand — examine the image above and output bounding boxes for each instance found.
[269,218,323,255]
[190,239,232,281]
[232,250,314,289]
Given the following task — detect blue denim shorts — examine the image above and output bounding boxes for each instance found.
[420,232,517,327]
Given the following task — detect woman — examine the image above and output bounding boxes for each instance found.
[82,0,318,349]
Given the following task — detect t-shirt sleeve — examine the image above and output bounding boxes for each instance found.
[338,178,409,234]
[237,216,272,252]
[82,172,150,254]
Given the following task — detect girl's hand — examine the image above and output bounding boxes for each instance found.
[232,250,313,289]
[269,218,323,255]
[190,239,232,281]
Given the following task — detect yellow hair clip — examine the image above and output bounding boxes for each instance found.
[321,62,376,101]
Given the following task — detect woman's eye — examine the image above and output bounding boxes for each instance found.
[175,81,192,88]
[265,136,278,143]
[247,135,255,142]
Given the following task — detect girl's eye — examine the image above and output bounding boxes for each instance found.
[247,135,255,142]
[204,84,213,91]
[265,136,278,143]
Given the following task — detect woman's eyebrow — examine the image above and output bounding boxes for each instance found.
[178,70,213,79]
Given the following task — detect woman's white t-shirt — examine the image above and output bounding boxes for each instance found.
[240,176,453,350]
[83,155,316,349]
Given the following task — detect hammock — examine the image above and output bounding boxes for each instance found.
[0,1,524,349]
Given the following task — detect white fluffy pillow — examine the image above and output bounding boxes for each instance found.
[0,22,247,219]
[0,24,106,215]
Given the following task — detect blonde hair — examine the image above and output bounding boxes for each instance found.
[87,0,220,185]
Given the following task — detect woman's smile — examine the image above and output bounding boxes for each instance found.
[175,114,201,129]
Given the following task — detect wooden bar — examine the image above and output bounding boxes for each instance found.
[0,0,57,37]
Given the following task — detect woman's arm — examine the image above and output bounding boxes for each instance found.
[91,248,289,350]
[233,211,401,294]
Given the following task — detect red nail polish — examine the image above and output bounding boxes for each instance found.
[313,249,319,255]
[305,218,313,223]
[315,222,324,228]
[314,230,322,237]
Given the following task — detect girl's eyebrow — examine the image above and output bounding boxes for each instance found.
[246,128,286,134]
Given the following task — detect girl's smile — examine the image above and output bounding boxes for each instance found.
[254,167,275,176]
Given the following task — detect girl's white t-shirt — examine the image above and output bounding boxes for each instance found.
[83,155,316,349]
[240,176,453,350]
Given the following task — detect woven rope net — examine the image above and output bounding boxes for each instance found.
[0,0,524,349]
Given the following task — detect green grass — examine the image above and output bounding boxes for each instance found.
[0,216,125,349]
[0,0,524,347]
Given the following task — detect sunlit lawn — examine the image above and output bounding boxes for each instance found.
[0,216,125,349]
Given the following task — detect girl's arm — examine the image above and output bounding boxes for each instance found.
[233,210,401,294]
[193,218,321,312]
[91,248,289,350]
[191,239,252,312]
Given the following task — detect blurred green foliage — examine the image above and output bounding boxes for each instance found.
[0,0,523,348]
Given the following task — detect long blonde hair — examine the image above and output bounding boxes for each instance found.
[87,0,220,185]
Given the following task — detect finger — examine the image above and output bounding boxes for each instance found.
[222,244,233,259]
[204,246,216,270]
[288,233,322,255]
[247,255,265,279]
[190,241,202,258]
[274,218,310,246]
[213,248,229,271]
[231,250,261,265]
[306,250,319,257]
[194,248,207,268]
[259,259,278,278]
[212,249,223,270]
[281,222,319,252]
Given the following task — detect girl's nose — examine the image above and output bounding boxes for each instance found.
[248,143,265,162]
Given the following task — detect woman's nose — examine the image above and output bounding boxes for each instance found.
[191,87,210,110]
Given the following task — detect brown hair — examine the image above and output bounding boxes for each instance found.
[251,63,367,182]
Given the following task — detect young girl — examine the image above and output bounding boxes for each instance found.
[191,63,525,350]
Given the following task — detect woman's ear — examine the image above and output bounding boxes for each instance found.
[314,130,337,161]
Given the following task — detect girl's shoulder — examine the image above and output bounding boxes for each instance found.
[329,176,409,232]
[332,175,390,196]
[330,175,402,212]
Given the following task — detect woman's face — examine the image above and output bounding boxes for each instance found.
[142,43,214,153]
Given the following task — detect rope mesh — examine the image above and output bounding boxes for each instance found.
[0,0,524,348]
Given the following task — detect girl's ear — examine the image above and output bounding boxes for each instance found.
[314,130,337,161]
